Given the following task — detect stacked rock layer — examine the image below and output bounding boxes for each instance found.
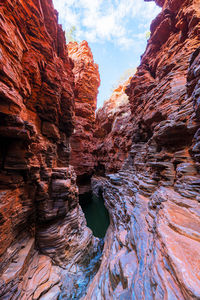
[0,0,200,299]
[87,0,200,298]
[68,41,100,194]
[0,0,99,299]
[95,79,133,173]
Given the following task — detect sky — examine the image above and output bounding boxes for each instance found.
[52,0,161,108]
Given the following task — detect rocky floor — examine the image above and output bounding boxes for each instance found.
[0,236,61,299]
[0,226,103,300]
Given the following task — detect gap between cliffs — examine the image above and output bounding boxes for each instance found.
[0,0,200,299]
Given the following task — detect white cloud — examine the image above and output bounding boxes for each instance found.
[52,0,161,49]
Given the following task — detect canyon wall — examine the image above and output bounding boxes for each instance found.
[68,41,100,194]
[87,0,200,298]
[0,0,200,299]
[0,0,98,298]
[95,79,133,173]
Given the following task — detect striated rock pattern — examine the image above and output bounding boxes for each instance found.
[68,41,100,194]
[95,79,133,173]
[1,0,200,299]
[0,0,75,263]
[0,237,62,299]
[0,0,97,299]
[86,0,200,299]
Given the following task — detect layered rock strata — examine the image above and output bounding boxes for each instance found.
[1,0,200,299]
[95,79,133,173]
[68,41,100,194]
[86,0,200,298]
[0,0,97,298]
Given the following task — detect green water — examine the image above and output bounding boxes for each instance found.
[80,194,110,238]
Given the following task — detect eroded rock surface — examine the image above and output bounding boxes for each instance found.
[0,0,97,299]
[95,80,133,173]
[86,0,200,298]
[1,0,200,299]
[88,171,200,299]
[68,41,100,195]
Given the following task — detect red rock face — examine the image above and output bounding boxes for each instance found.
[87,0,200,299]
[0,1,96,297]
[68,41,100,192]
[1,0,200,298]
[95,79,133,173]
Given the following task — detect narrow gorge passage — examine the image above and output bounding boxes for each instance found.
[0,0,200,299]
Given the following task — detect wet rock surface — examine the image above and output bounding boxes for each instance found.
[59,238,104,300]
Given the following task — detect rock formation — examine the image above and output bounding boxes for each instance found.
[0,0,98,298]
[0,0,200,299]
[86,0,200,298]
[95,79,133,173]
[68,41,100,195]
